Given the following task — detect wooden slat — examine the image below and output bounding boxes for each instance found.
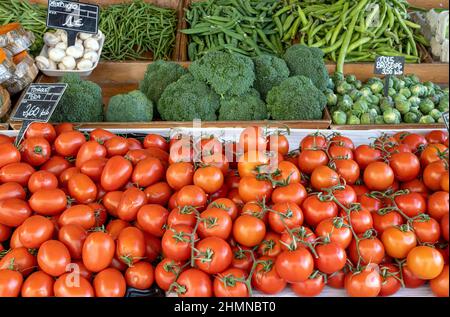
[28,0,182,9]
[408,0,449,9]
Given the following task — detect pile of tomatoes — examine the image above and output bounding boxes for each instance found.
[0,123,448,297]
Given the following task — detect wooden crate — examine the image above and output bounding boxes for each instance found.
[408,0,449,9]
[8,61,331,130]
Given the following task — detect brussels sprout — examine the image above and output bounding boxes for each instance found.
[394,94,407,104]
[360,113,375,124]
[438,94,449,112]
[407,74,420,84]
[393,79,406,91]
[369,105,381,115]
[395,100,411,115]
[419,98,435,114]
[370,81,384,94]
[336,82,353,95]
[354,80,362,89]
[383,109,400,124]
[404,112,419,123]
[388,88,396,97]
[352,99,369,115]
[380,97,394,113]
[332,72,345,83]
[392,108,402,120]
[429,109,442,121]
[419,115,435,123]
[375,115,385,124]
[327,92,338,106]
[429,92,442,105]
[337,95,353,110]
[367,94,379,105]
[347,114,361,125]
[332,110,347,125]
[438,117,445,123]
[360,87,372,97]
[349,89,362,101]
[399,87,411,98]
[327,77,335,90]
[346,74,357,83]
[411,84,425,96]
[408,96,421,107]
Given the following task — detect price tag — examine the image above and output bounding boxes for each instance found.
[374,56,405,97]
[46,0,99,46]
[11,83,67,145]
[125,287,165,298]
[443,111,449,131]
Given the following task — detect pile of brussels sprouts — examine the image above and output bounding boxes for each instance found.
[326,73,449,125]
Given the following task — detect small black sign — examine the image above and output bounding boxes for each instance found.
[443,111,449,130]
[125,286,165,298]
[47,0,99,35]
[12,84,67,122]
[374,56,405,76]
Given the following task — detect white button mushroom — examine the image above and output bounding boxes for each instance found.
[79,33,92,40]
[35,55,51,70]
[48,47,66,63]
[93,30,103,41]
[48,59,57,70]
[66,45,84,59]
[61,55,76,70]
[43,32,60,47]
[83,50,99,64]
[84,37,100,51]
[55,29,68,43]
[75,39,84,48]
[55,41,68,50]
[77,59,93,70]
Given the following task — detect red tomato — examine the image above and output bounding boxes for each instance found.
[54,131,87,157]
[0,162,35,186]
[25,122,56,143]
[430,265,449,297]
[167,206,196,228]
[174,268,212,297]
[79,158,107,182]
[372,210,404,234]
[207,198,239,221]
[116,187,147,222]
[0,247,36,277]
[132,157,164,188]
[389,152,421,182]
[75,141,107,169]
[54,123,74,135]
[267,134,289,156]
[93,268,126,297]
[0,182,26,201]
[363,162,394,191]
[29,188,67,216]
[166,162,194,190]
[252,256,286,295]
[198,207,232,240]
[82,231,115,272]
[176,185,207,209]
[315,217,352,249]
[381,226,417,259]
[310,166,339,190]
[161,225,195,262]
[314,242,347,274]
[0,223,11,242]
[349,236,385,265]
[143,134,169,152]
[40,156,72,178]
[239,126,266,153]
[21,271,54,297]
[402,264,425,288]
[402,133,427,153]
[143,233,161,262]
[345,207,373,234]
[67,173,97,204]
[0,142,21,169]
[423,161,447,191]
[18,215,54,248]
[144,182,173,206]
[406,246,444,280]
[327,270,345,289]
[426,130,448,144]
[257,232,282,257]
[297,150,328,174]
[0,198,32,227]
[354,145,382,169]
[231,246,253,272]
[428,191,449,221]
[20,137,51,166]
[116,227,146,266]
[379,264,401,297]
[104,136,129,157]
[0,269,23,297]
[238,176,272,203]
[420,144,448,166]
[233,215,266,247]
[125,261,154,290]
[58,204,95,229]
[300,134,327,151]
[291,274,325,297]
[275,248,314,283]
[102,191,123,217]
[345,265,381,297]
[334,159,360,185]
[53,273,94,297]
[101,156,133,191]
[395,192,426,218]
[213,267,248,297]
[194,166,224,194]
[37,240,71,277]
[271,182,307,206]
[441,213,449,242]
[302,195,338,227]
[27,170,58,193]
[269,202,303,233]
[58,224,87,259]
[137,204,168,237]
[412,217,441,244]
[155,258,183,291]
[195,237,232,274]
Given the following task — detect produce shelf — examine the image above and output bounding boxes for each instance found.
[408,0,449,9]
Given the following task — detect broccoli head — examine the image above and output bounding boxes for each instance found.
[266,76,326,120]
[189,51,255,96]
[105,90,153,122]
[51,73,103,123]
[283,44,329,92]
[218,89,267,121]
[158,74,220,121]
[253,55,290,99]
[139,61,188,106]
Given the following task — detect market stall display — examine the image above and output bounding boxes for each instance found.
[0,125,448,297]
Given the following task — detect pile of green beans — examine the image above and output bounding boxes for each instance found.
[99,0,177,60]
[0,0,48,56]
[294,0,428,72]
[182,0,297,60]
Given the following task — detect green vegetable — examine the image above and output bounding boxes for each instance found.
[283,44,329,92]
[139,61,188,108]
[395,100,411,115]
[361,112,375,124]
[399,88,412,98]
[349,90,362,102]
[267,76,326,120]
[253,55,290,99]
[438,94,449,112]
[404,112,419,123]
[380,97,394,113]
[419,115,435,123]
[327,92,338,107]
[105,90,153,122]
[394,94,407,104]
[360,87,372,98]
[429,109,442,121]
[158,74,220,121]
[336,82,354,95]
[419,98,435,114]
[370,81,384,94]
[99,0,177,60]
[218,89,267,121]
[346,75,357,84]
[332,110,347,125]
[347,115,361,125]
[411,84,425,96]
[190,51,255,96]
[408,96,421,107]
[383,108,400,124]
[337,95,353,111]
[51,74,103,123]
[352,99,369,115]
[375,115,385,124]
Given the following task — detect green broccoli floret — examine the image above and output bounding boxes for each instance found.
[266,76,326,120]
[51,73,103,123]
[253,55,290,100]
[139,61,188,106]
[218,89,267,121]
[283,44,329,92]
[189,51,255,96]
[158,74,220,121]
[105,90,153,122]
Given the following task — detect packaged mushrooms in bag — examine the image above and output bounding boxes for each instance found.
[2,51,38,95]
[0,23,35,56]
[35,29,104,76]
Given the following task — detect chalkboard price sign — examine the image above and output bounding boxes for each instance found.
[443,111,449,131]
[47,0,99,45]
[374,56,405,76]
[12,83,67,145]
